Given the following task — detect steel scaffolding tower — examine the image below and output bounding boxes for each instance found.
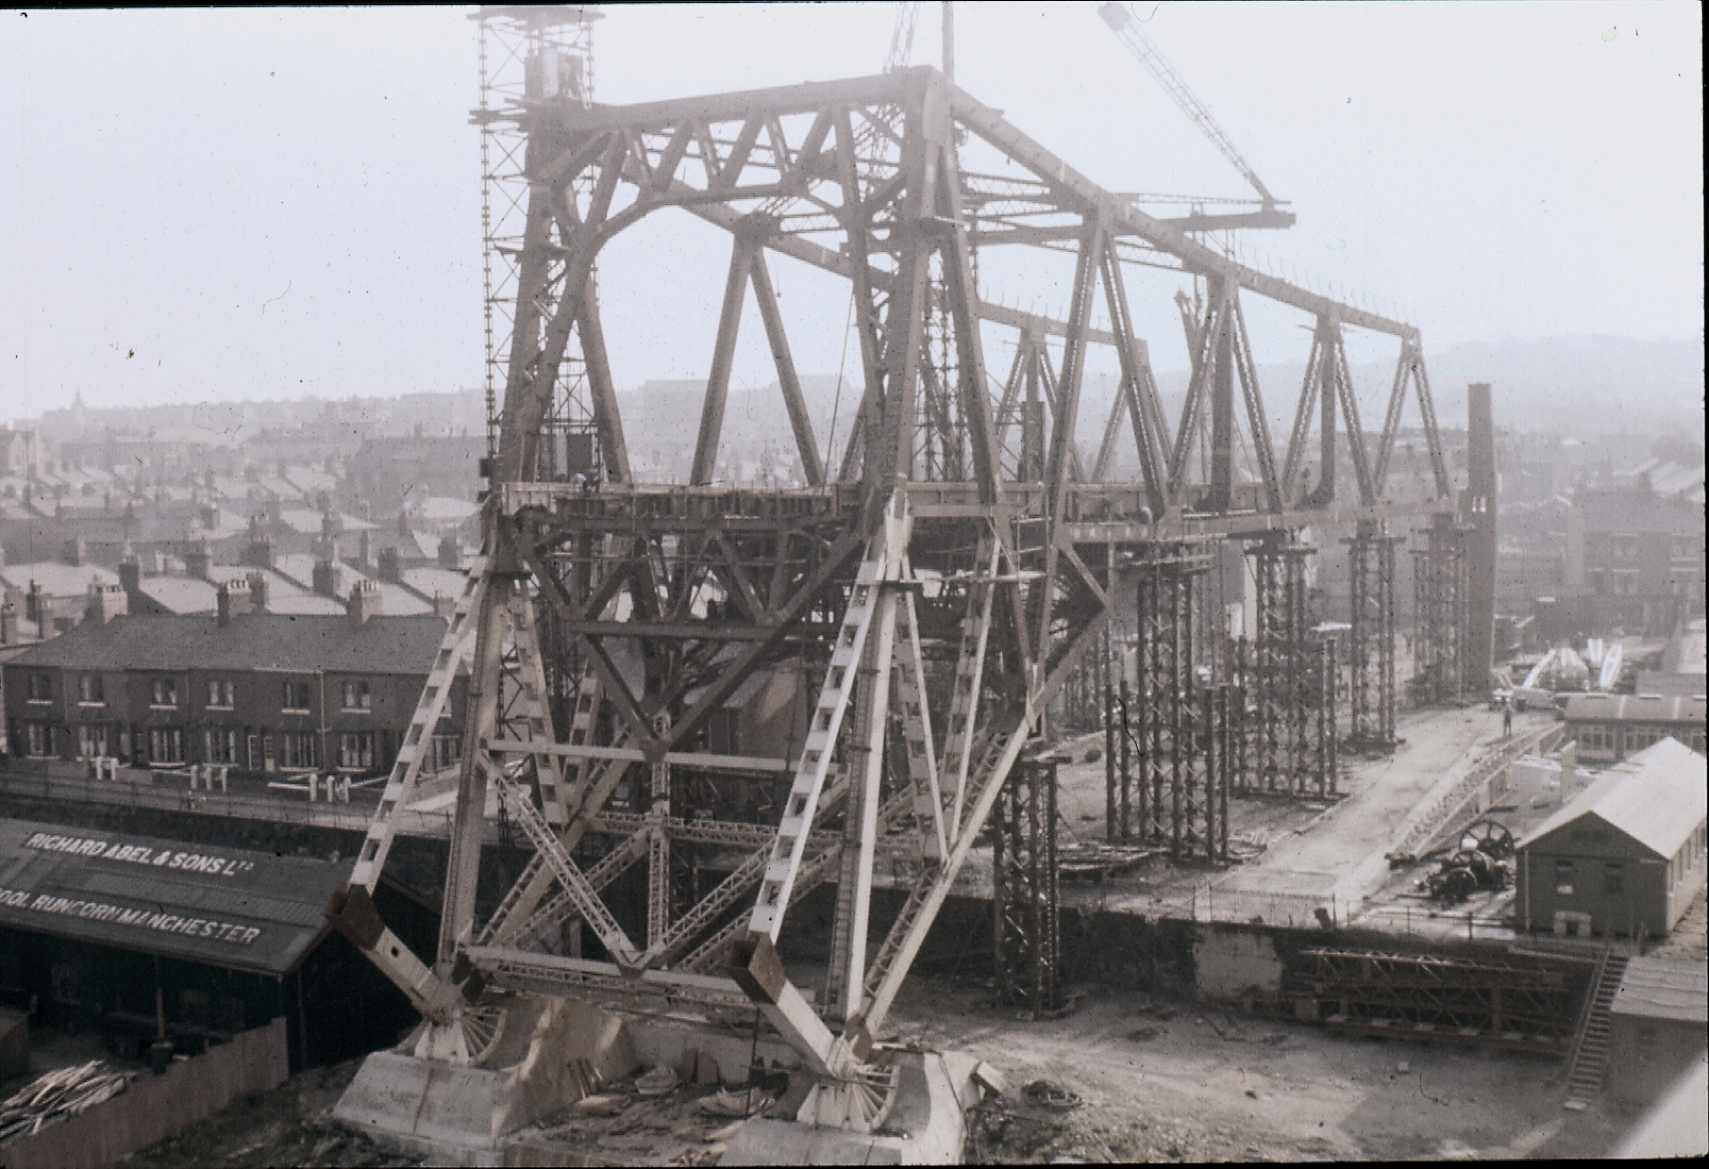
[1345,522,1399,749]
[992,755,1061,1015]
[1412,518,1469,706]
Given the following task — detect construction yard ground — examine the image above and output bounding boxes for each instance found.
[14,700,1700,1163]
[94,969,1650,1165]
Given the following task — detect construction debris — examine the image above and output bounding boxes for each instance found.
[0,1060,132,1143]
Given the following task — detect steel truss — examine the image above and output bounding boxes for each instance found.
[328,61,1453,1122]
[1412,518,1469,706]
[1345,522,1400,749]
[1296,949,1576,1041]
[992,755,1062,1015]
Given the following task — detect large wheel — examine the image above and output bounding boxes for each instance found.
[458,1002,506,1066]
[1460,820,1514,859]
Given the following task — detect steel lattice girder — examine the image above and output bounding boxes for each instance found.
[331,62,1458,1093]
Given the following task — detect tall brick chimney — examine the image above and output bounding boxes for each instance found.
[217,579,253,626]
[63,537,85,567]
[184,540,211,580]
[312,558,343,599]
[118,556,141,597]
[377,545,402,583]
[246,571,270,612]
[348,578,382,626]
[1,599,19,645]
[243,531,276,571]
[87,581,129,625]
[357,530,374,572]
[438,535,461,570]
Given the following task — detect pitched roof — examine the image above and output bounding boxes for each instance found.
[1563,693,1707,725]
[0,562,120,600]
[1611,956,1709,1024]
[4,611,448,675]
[136,575,219,615]
[0,817,342,977]
[1518,738,1708,860]
[401,566,467,602]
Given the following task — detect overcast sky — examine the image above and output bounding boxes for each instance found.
[3,2,1702,421]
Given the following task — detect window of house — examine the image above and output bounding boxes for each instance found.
[76,725,107,759]
[206,678,234,709]
[150,677,178,708]
[338,731,375,771]
[26,673,51,703]
[342,680,371,711]
[281,680,312,712]
[25,724,52,757]
[78,674,104,705]
[204,728,240,765]
[1671,536,1696,560]
[1555,859,1574,896]
[280,732,316,770]
[1603,863,1623,895]
[149,728,184,765]
[426,735,460,776]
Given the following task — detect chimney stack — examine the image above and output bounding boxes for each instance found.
[87,581,129,625]
[217,578,253,626]
[348,578,382,626]
[358,530,373,572]
[63,537,85,567]
[0,599,18,645]
[377,545,402,583]
[119,556,141,597]
[438,535,461,570]
[431,591,454,621]
[243,531,276,571]
[246,571,270,613]
[184,540,211,580]
[312,558,343,599]
[201,503,219,530]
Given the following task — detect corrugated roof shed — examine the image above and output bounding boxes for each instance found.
[0,818,343,977]
[4,612,449,675]
[1517,738,1708,860]
[1611,956,1709,1024]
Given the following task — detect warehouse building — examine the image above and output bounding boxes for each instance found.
[0,816,432,1071]
[1564,692,1707,764]
[1515,738,1708,937]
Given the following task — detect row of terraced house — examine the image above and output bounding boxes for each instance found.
[2,578,466,778]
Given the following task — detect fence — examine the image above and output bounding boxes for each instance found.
[1148,884,1365,930]
[0,770,450,838]
[0,1018,288,1169]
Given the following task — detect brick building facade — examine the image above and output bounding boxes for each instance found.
[3,589,462,779]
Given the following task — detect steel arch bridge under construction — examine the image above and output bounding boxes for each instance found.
[326,50,1479,1138]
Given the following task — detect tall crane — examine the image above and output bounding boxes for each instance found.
[1097,1,1294,231]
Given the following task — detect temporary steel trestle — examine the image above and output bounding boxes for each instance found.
[327,56,1454,1124]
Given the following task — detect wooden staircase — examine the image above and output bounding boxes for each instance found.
[1563,947,1628,1110]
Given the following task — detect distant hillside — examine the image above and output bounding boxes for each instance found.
[1117,334,1702,442]
[16,336,1695,451]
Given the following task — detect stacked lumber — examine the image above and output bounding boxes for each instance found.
[0,1060,130,1142]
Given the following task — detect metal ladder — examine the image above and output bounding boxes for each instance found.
[1564,947,1628,1110]
[348,557,488,891]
